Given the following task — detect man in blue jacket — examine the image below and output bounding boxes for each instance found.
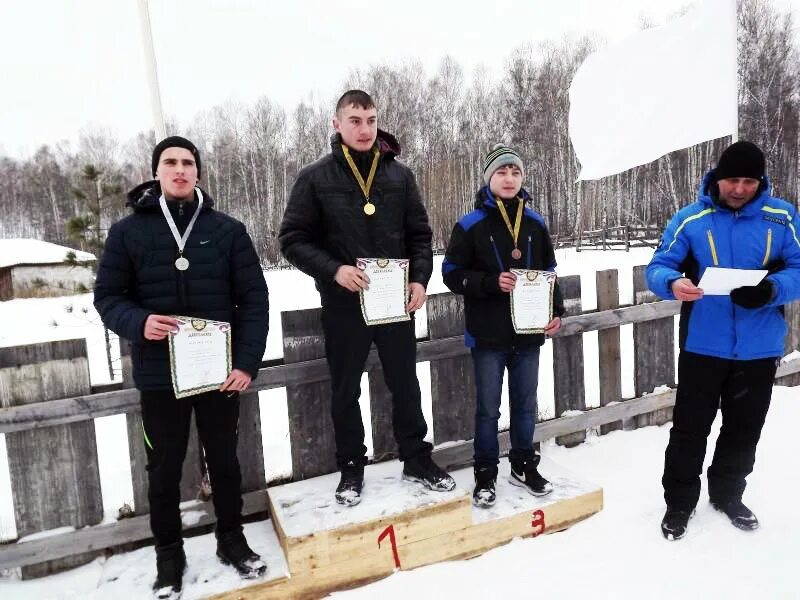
[647,141,800,541]
[95,137,269,598]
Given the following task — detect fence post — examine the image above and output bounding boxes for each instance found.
[0,340,102,577]
[282,308,337,479]
[777,300,800,387]
[596,270,622,434]
[553,275,586,446]
[367,364,396,463]
[632,266,675,427]
[428,293,476,446]
[122,341,204,514]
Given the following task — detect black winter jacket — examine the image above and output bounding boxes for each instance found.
[279,131,433,307]
[442,187,565,350]
[94,181,269,390]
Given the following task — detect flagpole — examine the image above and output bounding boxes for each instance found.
[137,0,166,141]
[731,0,739,143]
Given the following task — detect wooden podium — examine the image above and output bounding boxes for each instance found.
[211,457,602,599]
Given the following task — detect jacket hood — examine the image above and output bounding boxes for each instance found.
[330,128,401,159]
[697,170,771,216]
[474,185,532,210]
[125,180,215,213]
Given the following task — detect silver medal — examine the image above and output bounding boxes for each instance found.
[175,256,190,271]
[159,190,204,274]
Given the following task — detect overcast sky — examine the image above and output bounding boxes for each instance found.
[1,0,797,158]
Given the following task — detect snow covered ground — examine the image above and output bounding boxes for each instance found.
[1,244,798,599]
[0,386,797,599]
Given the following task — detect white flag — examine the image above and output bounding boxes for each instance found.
[569,0,737,181]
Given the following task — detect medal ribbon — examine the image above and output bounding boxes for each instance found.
[342,145,380,201]
[159,188,204,258]
[495,196,523,251]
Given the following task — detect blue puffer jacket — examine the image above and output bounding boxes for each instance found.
[647,171,800,360]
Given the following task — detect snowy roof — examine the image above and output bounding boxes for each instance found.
[0,239,95,269]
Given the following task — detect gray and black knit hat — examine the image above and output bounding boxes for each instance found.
[483,143,524,184]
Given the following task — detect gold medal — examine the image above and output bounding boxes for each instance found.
[496,197,524,263]
[342,145,380,217]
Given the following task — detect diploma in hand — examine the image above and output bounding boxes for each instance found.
[357,258,411,326]
[510,270,556,333]
[168,316,232,398]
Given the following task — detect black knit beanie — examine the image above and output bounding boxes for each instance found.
[151,136,202,179]
[715,141,765,181]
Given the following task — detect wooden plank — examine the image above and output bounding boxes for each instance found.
[632,266,675,428]
[0,490,268,570]
[433,389,678,471]
[553,275,586,447]
[0,340,102,577]
[427,293,475,445]
[281,308,337,480]
[596,270,622,434]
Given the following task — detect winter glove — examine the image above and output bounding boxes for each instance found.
[730,279,775,309]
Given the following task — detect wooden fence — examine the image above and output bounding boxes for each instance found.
[554,225,663,252]
[1,268,799,576]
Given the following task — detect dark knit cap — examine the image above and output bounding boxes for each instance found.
[151,136,202,178]
[483,143,524,185]
[715,141,765,181]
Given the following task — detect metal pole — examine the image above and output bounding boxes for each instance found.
[137,0,166,140]
[731,0,739,143]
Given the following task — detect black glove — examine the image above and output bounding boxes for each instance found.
[730,279,774,308]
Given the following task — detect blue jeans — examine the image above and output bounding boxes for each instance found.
[471,345,541,467]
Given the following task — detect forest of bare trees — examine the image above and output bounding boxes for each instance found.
[0,0,797,265]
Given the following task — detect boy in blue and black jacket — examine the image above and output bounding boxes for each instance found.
[648,141,800,540]
[443,144,564,507]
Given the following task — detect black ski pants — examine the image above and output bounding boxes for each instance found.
[140,389,242,547]
[321,303,432,468]
[663,351,777,510]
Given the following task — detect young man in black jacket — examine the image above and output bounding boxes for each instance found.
[94,137,269,599]
[443,144,564,507]
[279,90,455,506]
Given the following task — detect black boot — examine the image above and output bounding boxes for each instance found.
[335,464,365,506]
[509,455,553,496]
[402,454,456,491]
[473,465,498,508]
[216,529,267,579]
[153,541,186,600]
[661,508,693,541]
[711,499,759,531]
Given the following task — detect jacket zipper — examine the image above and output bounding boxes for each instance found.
[489,235,504,271]
[706,229,719,266]
[526,235,532,269]
[762,228,772,266]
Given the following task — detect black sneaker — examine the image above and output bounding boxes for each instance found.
[153,541,186,600]
[711,499,759,531]
[402,454,456,491]
[216,530,267,579]
[335,464,365,506]
[509,457,553,496]
[661,508,693,541]
[473,465,498,508]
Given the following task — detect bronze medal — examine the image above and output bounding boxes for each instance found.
[511,248,522,260]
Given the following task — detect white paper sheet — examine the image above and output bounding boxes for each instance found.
[697,267,767,295]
